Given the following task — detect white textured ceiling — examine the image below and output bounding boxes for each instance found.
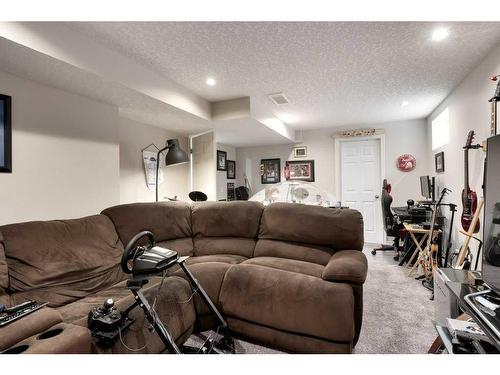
[0,36,211,135]
[66,22,500,129]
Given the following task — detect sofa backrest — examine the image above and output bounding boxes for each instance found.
[255,203,364,265]
[191,201,263,258]
[101,201,194,256]
[0,215,124,307]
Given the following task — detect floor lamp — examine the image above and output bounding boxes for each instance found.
[155,139,189,202]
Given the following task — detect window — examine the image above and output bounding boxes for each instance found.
[432,108,449,150]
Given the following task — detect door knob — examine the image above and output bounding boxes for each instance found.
[375,195,380,199]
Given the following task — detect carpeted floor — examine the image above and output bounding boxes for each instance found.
[187,245,437,354]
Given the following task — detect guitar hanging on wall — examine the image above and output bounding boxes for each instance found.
[461,130,481,233]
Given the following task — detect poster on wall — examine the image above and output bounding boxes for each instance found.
[227,160,236,179]
[143,150,163,190]
[260,158,281,184]
[285,160,315,182]
[0,94,12,173]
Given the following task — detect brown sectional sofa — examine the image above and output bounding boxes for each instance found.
[0,201,367,354]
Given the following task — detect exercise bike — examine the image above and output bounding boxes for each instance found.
[89,230,234,354]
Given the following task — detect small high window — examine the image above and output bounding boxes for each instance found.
[432,108,450,150]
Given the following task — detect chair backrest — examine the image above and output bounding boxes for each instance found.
[235,186,250,200]
[189,191,208,202]
[380,179,395,231]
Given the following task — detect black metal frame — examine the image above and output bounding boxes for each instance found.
[261,158,281,184]
[123,256,233,354]
[217,150,227,171]
[226,160,236,179]
[435,151,445,173]
[0,94,12,173]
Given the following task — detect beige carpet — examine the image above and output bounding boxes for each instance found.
[187,245,437,354]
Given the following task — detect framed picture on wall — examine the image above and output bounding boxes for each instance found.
[0,94,12,173]
[435,151,445,173]
[226,160,236,179]
[285,160,315,182]
[217,150,227,171]
[260,158,281,184]
[227,182,235,201]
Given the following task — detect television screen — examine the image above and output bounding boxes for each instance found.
[483,134,500,294]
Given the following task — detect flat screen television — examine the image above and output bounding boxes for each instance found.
[483,134,500,294]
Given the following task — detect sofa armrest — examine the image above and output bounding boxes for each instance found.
[322,250,368,284]
[0,307,63,351]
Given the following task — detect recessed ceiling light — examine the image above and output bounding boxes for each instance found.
[206,77,216,86]
[401,100,409,107]
[432,28,449,42]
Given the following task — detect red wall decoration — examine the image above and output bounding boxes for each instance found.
[396,154,416,172]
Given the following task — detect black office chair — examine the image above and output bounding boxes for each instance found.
[371,179,405,261]
[235,186,250,201]
[189,191,208,202]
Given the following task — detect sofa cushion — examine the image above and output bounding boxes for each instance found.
[173,262,233,318]
[191,201,263,239]
[157,238,193,257]
[186,254,247,265]
[242,257,324,278]
[57,276,196,354]
[1,215,125,307]
[193,237,256,258]
[253,239,334,265]
[101,201,193,255]
[0,232,8,290]
[219,263,355,343]
[259,203,364,251]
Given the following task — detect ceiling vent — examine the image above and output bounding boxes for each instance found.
[268,92,289,105]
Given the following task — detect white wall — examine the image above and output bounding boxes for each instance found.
[236,119,428,207]
[426,42,500,263]
[119,117,189,204]
[0,70,192,226]
[216,143,236,200]
[0,70,120,225]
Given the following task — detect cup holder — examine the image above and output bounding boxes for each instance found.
[2,344,30,354]
[37,328,64,340]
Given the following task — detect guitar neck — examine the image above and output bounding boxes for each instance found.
[464,149,469,191]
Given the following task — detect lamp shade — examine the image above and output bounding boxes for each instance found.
[164,139,189,166]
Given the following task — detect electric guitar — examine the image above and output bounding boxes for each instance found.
[461,130,480,233]
[489,75,500,136]
[423,188,449,284]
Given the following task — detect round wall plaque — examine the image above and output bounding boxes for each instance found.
[396,154,416,172]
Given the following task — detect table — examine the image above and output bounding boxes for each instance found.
[403,222,442,277]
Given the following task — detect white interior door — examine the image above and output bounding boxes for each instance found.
[340,139,383,244]
[190,131,216,201]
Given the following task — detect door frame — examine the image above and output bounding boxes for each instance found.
[334,133,386,244]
